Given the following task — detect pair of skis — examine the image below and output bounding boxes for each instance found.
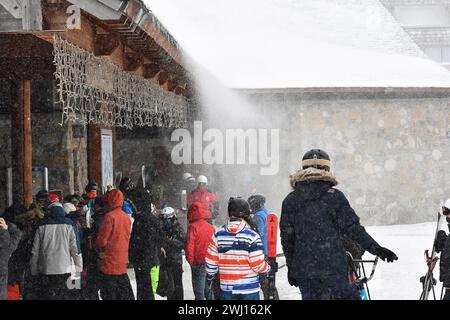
[419,204,445,300]
[266,212,279,300]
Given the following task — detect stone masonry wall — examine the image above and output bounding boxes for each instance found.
[32,112,88,196]
[244,92,450,226]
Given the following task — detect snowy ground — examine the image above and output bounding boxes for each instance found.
[128,222,443,300]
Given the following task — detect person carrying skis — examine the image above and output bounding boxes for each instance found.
[129,188,162,300]
[205,197,270,300]
[187,175,219,224]
[158,206,185,300]
[247,194,274,300]
[280,149,398,300]
[435,199,450,300]
[185,201,216,300]
[248,195,269,255]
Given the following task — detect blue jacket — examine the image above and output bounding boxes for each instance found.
[255,207,269,256]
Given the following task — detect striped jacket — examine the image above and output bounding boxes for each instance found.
[205,219,270,294]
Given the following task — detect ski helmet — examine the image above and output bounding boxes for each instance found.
[444,199,450,211]
[161,206,176,219]
[302,149,331,171]
[85,181,98,194]
[228,197,251,219]
[197,175,208,184]
[248,195,266,212]
[183,172,193,181]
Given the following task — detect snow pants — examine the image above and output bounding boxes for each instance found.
[34,274,72,300]
[99,273,135,300]
[297,275,361,300]
[167,263,184,300]
[134,265,156,300]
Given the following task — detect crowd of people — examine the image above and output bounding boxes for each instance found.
[0,170,274,301]
[2,149,450,300]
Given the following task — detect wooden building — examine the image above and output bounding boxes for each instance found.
[0,0,195,211]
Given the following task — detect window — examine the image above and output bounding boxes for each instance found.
[393,5,450,27]
[424,46,450,63]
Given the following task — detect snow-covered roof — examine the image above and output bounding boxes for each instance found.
[144,0,450,88]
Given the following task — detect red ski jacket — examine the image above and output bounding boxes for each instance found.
[187,188,218,220]
[95,189,131,275]
[185,202,216,265]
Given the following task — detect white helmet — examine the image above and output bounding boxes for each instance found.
[183,172,193,181]
[197,175,208,184]
[161,206,176,218]
[444,199,450,210]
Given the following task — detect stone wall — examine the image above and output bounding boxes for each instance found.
[243,90,450,226]
[0,110,89,214]
[31,112,88,196]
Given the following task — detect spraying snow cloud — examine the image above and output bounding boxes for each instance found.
[144,0,450,88]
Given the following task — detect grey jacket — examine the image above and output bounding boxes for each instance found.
[30,204,82,276]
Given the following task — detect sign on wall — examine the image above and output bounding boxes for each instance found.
[101,129,114,192]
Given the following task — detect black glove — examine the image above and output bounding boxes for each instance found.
[287,269,298,287]
[374,246,398,263]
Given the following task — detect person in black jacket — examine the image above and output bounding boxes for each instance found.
[159,206,186,300]
[280,149,398,300]
[0,215,22,300]
[129,188,162,300]
[435,200,450,300]
[2,204,29,300]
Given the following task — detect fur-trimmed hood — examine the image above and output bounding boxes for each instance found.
[289,167,338,189]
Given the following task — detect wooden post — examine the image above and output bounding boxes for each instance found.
[87,124,102,189]
[14,80,33,207]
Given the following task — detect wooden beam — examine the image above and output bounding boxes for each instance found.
[167,78,179,92]
[0,57,55,80]
[87,124,102,188]
[13,79,33,207]
[22,0,43,30]
[157,70,169,86]
[123,51,143,72]
[173,85,186,96]
[94,33,120,56]
[142,63,161,79]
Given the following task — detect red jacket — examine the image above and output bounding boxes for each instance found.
[185,202,215,265]
[187,188,218,220]
[95,189,131,275]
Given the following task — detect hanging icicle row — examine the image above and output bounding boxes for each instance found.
[53,34,190,129]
